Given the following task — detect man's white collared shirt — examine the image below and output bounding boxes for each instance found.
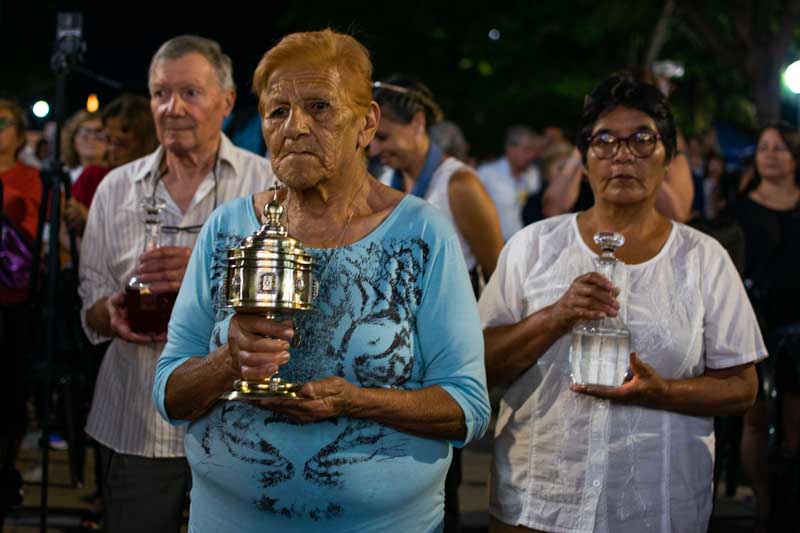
[80,134,275,457]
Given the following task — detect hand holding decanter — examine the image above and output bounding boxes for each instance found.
[569,232,631,387]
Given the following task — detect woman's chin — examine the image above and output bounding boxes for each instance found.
[274,162,326,189]
[600,191,650,206]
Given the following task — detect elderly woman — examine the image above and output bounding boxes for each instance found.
[153,30,490,532]
[479,74,765,533]
[369,75,503,286]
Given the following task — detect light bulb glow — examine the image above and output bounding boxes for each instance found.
[32,100,50,118]
[783,61,800,94]
[86,93,99,113]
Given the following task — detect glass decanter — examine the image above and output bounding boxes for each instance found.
[124,196,177,335]
[569,232,631,387]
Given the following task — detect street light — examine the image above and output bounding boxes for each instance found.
[782,60,800,127]
[32,100,50,118]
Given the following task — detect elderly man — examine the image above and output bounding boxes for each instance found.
[79,35,274,532]
[477,125,543,241]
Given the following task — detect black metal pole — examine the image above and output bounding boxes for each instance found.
[38,61,68,533]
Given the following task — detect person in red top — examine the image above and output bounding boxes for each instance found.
[0,101,42,244]
[0,99,41,505]
[64,95,157,236]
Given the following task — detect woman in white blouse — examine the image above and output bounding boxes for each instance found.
[479,73,766,533]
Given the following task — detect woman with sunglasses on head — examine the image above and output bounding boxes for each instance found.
[479,73,765,533]
[370,75,503,289]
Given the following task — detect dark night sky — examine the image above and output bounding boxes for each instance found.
[4,0,574,155]
[4,1,783,154]
[3,1,297,121]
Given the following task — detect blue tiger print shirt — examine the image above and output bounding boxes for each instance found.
[154,194,490,532]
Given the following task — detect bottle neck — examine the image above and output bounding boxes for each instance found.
[143,216,161,252]
[594,253,616,280]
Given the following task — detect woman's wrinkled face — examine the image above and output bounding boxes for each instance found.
[584,106,669,206]
[368,115,419,172]
[755,128,796,182]
[260,66,365,190]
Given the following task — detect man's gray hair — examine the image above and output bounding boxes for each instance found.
[505,125,534,147]
[149,35,235,92]
[430,120,469,161]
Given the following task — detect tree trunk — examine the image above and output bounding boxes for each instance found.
[751,56,783,126]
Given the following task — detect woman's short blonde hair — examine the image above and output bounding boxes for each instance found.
[60,109,100,168]
[252,29,373,117]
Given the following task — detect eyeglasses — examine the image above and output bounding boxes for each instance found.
[0,118,18,130]
[76,126,107,141]
[161,224,203,234]
[150,158,219,235]
[589,130,661,160]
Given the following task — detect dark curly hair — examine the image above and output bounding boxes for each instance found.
[576,72,677,164]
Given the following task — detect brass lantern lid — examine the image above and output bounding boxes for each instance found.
[228,192,314,265]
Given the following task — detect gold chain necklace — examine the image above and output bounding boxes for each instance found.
[282,175,368,345]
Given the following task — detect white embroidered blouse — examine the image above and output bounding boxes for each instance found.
[479,213,766,533]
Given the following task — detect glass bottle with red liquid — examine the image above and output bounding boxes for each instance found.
[124,196,177,335]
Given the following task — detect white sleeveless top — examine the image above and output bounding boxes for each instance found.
[380,157,477,271]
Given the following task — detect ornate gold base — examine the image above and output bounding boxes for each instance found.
[221,378,302,400]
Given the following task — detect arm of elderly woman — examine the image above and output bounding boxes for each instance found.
[258,378,467,441]
[484,272,620,387]
[448,168,504,277]
[572,354,758,416]
[156,204,488,445]
[163,320,467,441]
[485,288,757,417]
[654,152,694,222]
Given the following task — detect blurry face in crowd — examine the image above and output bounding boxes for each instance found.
[0,108,24,160]
[74,119,107,164]
[584,106,668,207]
[505,134,537,173]
[755,128,796,183]
[149,53,235,156]
[260,65,374,190]
[105,117,143,168]
[687,137,703,158]
[369,113,424,173]
[707,157,724,179]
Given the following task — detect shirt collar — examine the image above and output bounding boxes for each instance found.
[131,132,240,184]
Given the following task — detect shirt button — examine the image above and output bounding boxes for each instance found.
[592,480,601,488]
